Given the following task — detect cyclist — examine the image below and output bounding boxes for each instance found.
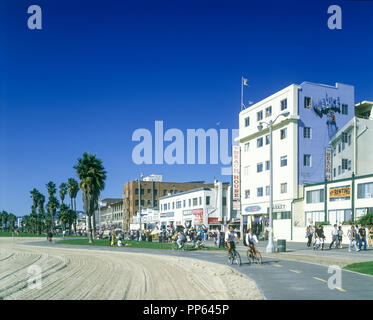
[245,228,259,258]
[177,231,186,249]
[225,225,239,259]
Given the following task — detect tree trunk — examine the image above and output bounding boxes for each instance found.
[74,198,77,235]
[87,214,93,243]
[92,213,96,238]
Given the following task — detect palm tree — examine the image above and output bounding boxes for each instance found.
[57,204,70,232]
[30,188,40,234]
[59,183,68,204]
[46,181,59,232]
[67,178,79,234]
[37,193,46,234]
[74,152,106,243]
[1,211,9,232]
[8,213,16,232]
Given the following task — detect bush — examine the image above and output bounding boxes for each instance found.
[357,213,373,227]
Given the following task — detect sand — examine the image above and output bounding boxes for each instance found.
[0,238,262,300]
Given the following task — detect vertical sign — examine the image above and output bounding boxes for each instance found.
[232,145,241,200]
[325,147,332,181]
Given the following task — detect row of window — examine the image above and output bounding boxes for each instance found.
[304,97,348,115]
[244,183,288,199]
[135,188,181,197]
[244,99,288,127]
[135,199,158,207]
[333,132,352,156]
[161,196,219,211]
[333,159,352,177]
[305,182,373,204]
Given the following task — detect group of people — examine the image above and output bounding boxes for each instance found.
[306,224,373,252]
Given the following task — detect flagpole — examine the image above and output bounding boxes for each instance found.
[241,76,244,110]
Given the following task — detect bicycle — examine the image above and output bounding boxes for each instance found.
[172,239,186,251]
[228,247,241,266]
[247,246,262,265]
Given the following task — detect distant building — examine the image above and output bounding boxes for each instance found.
[98,198,123,228]
[122,174,214,230]
[17,217,22,228]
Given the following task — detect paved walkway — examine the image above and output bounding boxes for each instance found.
[25,239,373,300]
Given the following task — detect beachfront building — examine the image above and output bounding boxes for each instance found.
[98,198,124,229]
[237,81,354,239]
[131,207,160,230]
[158,181,232,231]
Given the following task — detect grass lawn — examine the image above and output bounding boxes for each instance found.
[0,232,78,238]
[343,261,373,276]
[56,238,226,251]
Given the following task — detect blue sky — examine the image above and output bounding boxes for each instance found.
[1,0,372,216]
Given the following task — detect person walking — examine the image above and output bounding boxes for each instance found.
[136,229,140,242]
[329,224,339,249]
[347,225,360,252]
[216,229,222,248]
[368,225,373,247]
[355,224,361,245]
[306,226,313,247]
[337,226,344,249]
[358,224,367,251]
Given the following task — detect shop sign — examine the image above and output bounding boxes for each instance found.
[329,185,351,199]
[232,145,240,200]
[245,205,261,213]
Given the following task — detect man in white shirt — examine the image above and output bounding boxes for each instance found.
[225,225,239,259]
[246,228,259,258]
[329,224,339,249]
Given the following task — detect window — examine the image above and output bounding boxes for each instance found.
[245,116,250,127]
[280,183,287,194]
[304,154,311,167]
[304,127,311,139]
[257,163,263,172]
[135,200,139,206]
[306,189,324,203]
[257,187,263,197]
[163,189,167,196]
[348,134,352,146]
[342,159,348,170]
[257,111,263,121]
[280,156,287,167]
[244,142,250,152]
[245,190,250,199]
[265,135,270,145]
[333,168,336,177]
[206,196,210,205]
[135,188,139,195]
[183,200,186,207]
[147,200,151,206]
[348,160,352,171]
[153,189,157,196]
[154,200,158,207]
[280,128,287,139]
[342,104,348,115]
[140,189,144,195]
[199,197,202,205]
[257,137,263,148]
[265,106,272,117]
[338,166,341,175]
[176,201,182,209]
[222,197,227,206]
[338,143,341,153]
[281,99,287,110]
[265,186,270,196]
[304,97,312,109]
[265,160,270,170]
[244,166,249,176]
[172,202,175,209]
[188,199,191,207]
[342,132,348,143]
[140,200,144,206]
[357,182,373,199]
[147,189,151,194]
[333,147,336,157]
[193,198,198,206]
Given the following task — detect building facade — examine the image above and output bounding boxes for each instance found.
[122,175,214,230]
[237,82,354,236]
[158,181,231,231]
[98,198,123,228]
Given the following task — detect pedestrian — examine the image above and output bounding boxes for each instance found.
[337,226,343,249]
[329,224,339,249]
[355,224,361,245]
[136,229,140,242]
[306,226,313,247]
[358,224,367,251]
[347,225,360,252]
[368,225,373,247]
[216,229,222,248]
[47,231,53,242]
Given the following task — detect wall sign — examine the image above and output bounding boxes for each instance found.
[329,185,350,200]
[232,145,240,200]
[325,147,332,181]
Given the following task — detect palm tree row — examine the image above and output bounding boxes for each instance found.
[0,211,17,232]
[1,152,106,243]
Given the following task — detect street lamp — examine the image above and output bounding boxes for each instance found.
[258,111,290,253]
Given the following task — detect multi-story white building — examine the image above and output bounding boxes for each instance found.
[158,181,232,231]
[237,81,354,238]
[98,198,124,228]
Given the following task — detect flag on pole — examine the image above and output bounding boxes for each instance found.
[243,77,248,86]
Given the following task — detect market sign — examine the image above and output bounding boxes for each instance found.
[329,185,351,199]
[245,205,261,213]
[325,147,332,181]
[232,145,240,200]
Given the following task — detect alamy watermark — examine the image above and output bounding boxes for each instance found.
[132,121,239,175]
[27,264,42,290]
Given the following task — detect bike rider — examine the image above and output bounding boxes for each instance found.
[225,225,239,259]
[177,230,186,249]
[245,228,259,258]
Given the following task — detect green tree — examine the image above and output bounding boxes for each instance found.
[74,153,106,243]
[46,181,59,232]
[8,213,16,232]
[1,211,9,232]
[67,178,79,234]
[37,193,46,234]
[30,188,40,233]
[57,203,70,232]
[358,213,373,227]
[59,183,68,204]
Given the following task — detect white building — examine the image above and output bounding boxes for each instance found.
[143,174,163,182]
[98,198,124,228]
[158,181,232,231]
[237,81,354,239]
[131,207,159,230]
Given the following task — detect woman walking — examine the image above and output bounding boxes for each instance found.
[306,226,313,247]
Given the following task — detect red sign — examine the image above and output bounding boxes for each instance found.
[208,217,222,224]
[232,145,240,200]
[193,209,204,225]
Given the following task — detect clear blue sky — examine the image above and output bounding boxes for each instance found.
[0,0,372,216]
